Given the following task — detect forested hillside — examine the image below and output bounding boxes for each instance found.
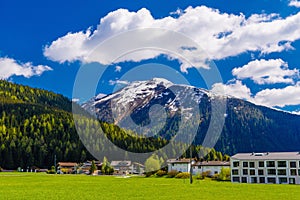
[0,80,227,169]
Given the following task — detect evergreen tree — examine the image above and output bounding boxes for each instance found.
[89,160,97,175]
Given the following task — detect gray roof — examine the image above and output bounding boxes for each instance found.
[110,160,131,167]
[193,161,230,166]
[167,158,194,164]
[231,152,300,160]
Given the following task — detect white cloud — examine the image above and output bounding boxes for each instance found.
[44,7,300,72]
[72,98,80,103]
[289,0,300,8]
[115,65,122,72]
[0,57,52,79]
[232,59,299,84]
[109,79,130,86]
[212,80,253,100]
[213,80,300,108]
[254,83,300,107]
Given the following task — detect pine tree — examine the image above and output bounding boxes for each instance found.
[89,160,97,175]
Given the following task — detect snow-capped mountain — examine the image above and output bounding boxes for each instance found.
[82,78,300,155]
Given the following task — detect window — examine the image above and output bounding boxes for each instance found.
[233,161,239,167]
[232,177,240,182]
[232,169,239,175]
[258,169,264,175]
[267,161,275,167]
[267,169,276,175]
[290,169,297,176]
[259,161,264,168]
[298,169,300,176]
[277,169,286,175]
[290,161,296,168]
[267,177,276,184]
[243,162,248,167]
[249,162,255,168]
[241,177,247,183]
[251,177,257,183]
[279,177,288,184]
[289,178,296,184]
[250,169,255,176]
[277,161,286,168]
[243,169,248,175]
[259,177,265,183]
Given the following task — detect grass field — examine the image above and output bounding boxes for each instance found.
[0,173,299,200]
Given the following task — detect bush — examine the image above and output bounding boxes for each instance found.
[212,174,219,180]
[201,170,211,178]
[218,167,231,181]
[155,170,167,177]
[195,173,204,180]
[145,171,155,177]
[175,172,190,179]
[47,166,56,174]
[167,170,179,178]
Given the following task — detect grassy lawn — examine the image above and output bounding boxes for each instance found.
[0,173,299,200]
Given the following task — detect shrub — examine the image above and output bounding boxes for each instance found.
[218,167,231,181]
[195,173,204,180]
[167,170,179,178]
[175,172,190,179]
[201,170,211,178]
[47,166,56,174]
[155,170,167,177]
[212,174,219,180]
[145,171,155,177]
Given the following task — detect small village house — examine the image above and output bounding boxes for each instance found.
[167,158,195,173]
[192,161,230,176]
[57,162,77,174]
[110,160,132,175]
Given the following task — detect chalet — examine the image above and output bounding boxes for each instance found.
[231,152,300,184]
[110,160,132,175]
[192,161,230,176]
[80,161,102,174]
[57,162,77,174]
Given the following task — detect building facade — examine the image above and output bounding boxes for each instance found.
[231,152,300,184]
[192,161,230,176]
[167,159,194,173]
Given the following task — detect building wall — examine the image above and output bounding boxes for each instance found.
[192,166,229,176]
[231,159,300,184]
[168,163,190,173]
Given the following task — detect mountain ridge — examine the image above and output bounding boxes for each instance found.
[83,78,300,155]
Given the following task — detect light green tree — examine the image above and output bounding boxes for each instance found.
[145,155,161,172]
[218,167,231,181]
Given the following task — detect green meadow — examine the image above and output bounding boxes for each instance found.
[0,173,299,200]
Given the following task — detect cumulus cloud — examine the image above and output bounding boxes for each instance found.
[44,6,300,72]
[289,0,300,8]
[0,57,52,79]
[213,80,300,108]
[212,80,253,100]
[232,59,299,84]
[254,83,300,107]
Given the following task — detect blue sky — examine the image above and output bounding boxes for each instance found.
[1,0,300,113]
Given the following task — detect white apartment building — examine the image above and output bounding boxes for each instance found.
[231,152,300,184]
